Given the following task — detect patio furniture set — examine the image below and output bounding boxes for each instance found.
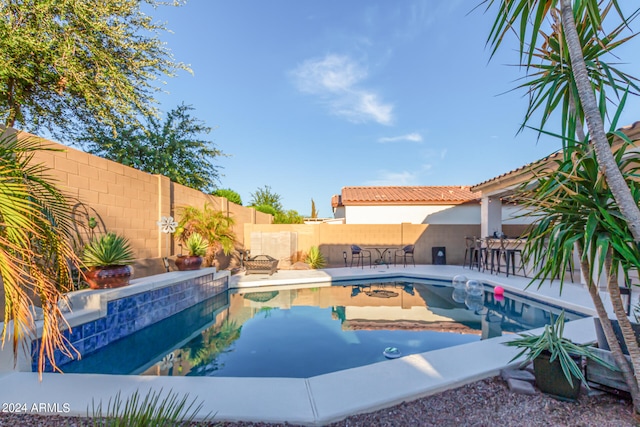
[350,244,415,269]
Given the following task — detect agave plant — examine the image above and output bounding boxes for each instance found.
[184,232,208,257]
[83,233,135,267]
[305,246,326,269]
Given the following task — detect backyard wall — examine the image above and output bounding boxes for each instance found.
[12,130,272,275]
[244,223,528,267]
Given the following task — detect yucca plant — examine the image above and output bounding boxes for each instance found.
[184,232,208,257]
[305,246,326,269]
[504,311,614,388]
[83,233,135,267]
[89,388,213,427]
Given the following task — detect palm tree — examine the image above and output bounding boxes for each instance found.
[483,1,640,411]
[483,0,640,240]
[175,203,236,266]
[0,131,80,376]
[515,121,640,411]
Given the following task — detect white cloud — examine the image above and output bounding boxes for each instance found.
[378,132,423,143]
[290,54,394,125]
[365,170,419,186]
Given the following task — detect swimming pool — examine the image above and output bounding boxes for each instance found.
[60,278,584,378]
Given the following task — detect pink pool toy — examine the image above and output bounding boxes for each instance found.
[494,286,504,296]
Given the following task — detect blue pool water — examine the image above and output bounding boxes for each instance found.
[61,279,584,378]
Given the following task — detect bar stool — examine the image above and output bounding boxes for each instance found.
[504,238,526,277]
[464,236,476,269]
[485,237,501,274]
[470,237,486,271]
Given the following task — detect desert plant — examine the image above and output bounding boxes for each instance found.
[83,233,135,267]
[0,132,81,375]
[184,232,208,257]
[305,246,326,269]
[89,388,212,426]
[504,311,614,387]
[175,203,236,265]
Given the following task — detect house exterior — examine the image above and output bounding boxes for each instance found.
[331,186,490,225]
[471,120,640,237]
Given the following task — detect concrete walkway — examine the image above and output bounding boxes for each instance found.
[0,266,619,426]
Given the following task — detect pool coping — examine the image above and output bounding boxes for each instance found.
[0,265,621,426]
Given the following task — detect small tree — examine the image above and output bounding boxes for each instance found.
[0,0,188,141]
[310,199,319,219]
[81,104,226,193]
[249,186,283,213]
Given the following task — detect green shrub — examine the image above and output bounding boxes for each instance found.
[253,204,277,216]
[305,246,326,269]
[213,188,242,205]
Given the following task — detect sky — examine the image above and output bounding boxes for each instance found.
[146,0,640,217]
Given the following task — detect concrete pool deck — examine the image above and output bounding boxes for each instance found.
[0,265,625,426]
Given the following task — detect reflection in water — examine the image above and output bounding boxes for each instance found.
[62,280,584,378]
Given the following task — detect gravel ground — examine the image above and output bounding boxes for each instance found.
[0,376,636,426]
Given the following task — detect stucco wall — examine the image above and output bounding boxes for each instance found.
[339,203,534,226]
[244,222,530,268]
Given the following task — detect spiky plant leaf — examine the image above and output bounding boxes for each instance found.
[83,233,135,267]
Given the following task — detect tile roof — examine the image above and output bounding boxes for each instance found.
[333,186,479,207]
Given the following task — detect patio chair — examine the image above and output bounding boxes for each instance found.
[350,245,371,269]
[394,245,415,267]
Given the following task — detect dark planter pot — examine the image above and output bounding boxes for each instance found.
[85,265,132,289]
[174,255,203,271]
[533,350,582,401]
[593,318,640,355]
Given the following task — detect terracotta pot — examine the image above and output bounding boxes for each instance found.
[174,255,203,271]
[85,265,132,289]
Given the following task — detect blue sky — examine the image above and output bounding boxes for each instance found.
[150,1,639,217]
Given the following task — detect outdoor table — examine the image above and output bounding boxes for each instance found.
[365,246,400,269]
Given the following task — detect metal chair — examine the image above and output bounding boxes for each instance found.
[350,245,371,269]
[503,238,526,277]
[394,244,415,267]
[485,237,501,274]
[469,237,486,271]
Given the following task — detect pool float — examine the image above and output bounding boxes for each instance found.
[383,347,402,359]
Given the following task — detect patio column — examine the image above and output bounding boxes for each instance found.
[481,195,502,238]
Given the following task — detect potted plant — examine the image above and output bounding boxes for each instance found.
[82,232,135,289]
[175,204,236,268]
[504,311,614,401]
[175,232,208,271]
